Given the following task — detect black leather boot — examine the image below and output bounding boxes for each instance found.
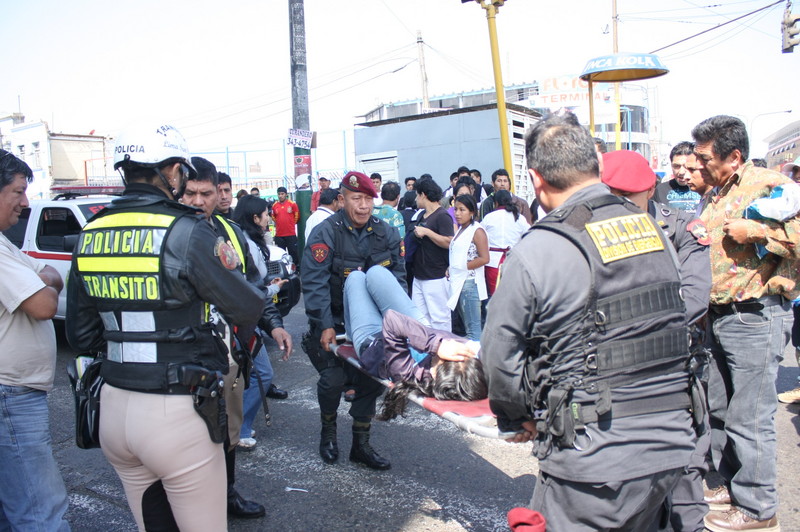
[349,420,391,470]
[319,413,338,464]
[227,485,266,519]
[265,383,288,400]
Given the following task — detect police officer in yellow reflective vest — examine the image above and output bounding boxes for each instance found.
[67,124,266,532]
[184,156,293,521]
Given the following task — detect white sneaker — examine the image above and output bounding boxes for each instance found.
[778,386,800,404]
[250,429,256,438]
[238,437,257,451]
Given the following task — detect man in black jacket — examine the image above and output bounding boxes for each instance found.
[185,157,292,520]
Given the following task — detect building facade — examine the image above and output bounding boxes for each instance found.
[0,114,116,198]
[355,102,539,203]
[764,120,800,171]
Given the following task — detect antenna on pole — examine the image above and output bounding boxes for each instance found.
[417,31,430,111]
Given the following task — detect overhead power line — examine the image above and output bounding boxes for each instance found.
[649,0,783,53]
[660,6,775,60]
[188,59,417,141]
[680,0,779,38]
[171,44,416,127]
[624,1,764,16]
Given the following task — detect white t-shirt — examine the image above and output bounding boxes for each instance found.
[304,206,335,244]
[481,210,530,268]
[0,234,57,391]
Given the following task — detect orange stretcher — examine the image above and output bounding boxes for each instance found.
[332,341,514,440]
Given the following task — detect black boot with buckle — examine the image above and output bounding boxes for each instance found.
[319,413,338,464]
[349,419,391,470]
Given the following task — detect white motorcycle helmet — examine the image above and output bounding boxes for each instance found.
[113,124,196,196]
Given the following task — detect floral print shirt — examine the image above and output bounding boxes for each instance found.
[700,161,800,304]
[373,204,405,239]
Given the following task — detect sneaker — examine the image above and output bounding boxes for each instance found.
[250,429,256,438]
[238,437,257,451]
[777,386,800,404]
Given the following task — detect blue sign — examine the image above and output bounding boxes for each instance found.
[580,53,668,82]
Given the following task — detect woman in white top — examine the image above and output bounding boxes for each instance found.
[232,195,288,449]
[481,189,530,296]
[447,194,489,342]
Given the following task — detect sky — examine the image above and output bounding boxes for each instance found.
[1,0,798,175]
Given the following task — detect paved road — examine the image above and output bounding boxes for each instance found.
[50,299,800,531]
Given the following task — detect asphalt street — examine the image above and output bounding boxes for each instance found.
[49,298,800,532]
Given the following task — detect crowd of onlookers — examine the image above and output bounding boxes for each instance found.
[302,166,536,344]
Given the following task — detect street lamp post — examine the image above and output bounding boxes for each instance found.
[462,0,514,190]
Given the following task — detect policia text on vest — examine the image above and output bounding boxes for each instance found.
[585,212,664,263]
[76,213,171,301]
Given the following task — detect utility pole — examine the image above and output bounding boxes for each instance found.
[289,0,312,246]
[289,0,310,147]
[417,31,430,111]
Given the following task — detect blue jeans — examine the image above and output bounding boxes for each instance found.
[0,385,70,531]
[707,300,791,520]
[240,346,275,439]
[344,266,424,353]
[457,279,482,342]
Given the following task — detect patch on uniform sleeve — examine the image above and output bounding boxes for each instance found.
[399,239,405,257]
[214,237,240,270]
[585,213,665,264]
[687,219,711,245]
[311,243,330,263]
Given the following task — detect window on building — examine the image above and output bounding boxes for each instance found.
[619,106,648,134]
[31,141,41,169]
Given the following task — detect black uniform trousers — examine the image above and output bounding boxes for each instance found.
[316,350,383,419]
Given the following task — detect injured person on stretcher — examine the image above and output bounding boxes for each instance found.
[343,266,487,421]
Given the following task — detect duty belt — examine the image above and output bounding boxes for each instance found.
[101,360,220,395]
[709,294,785,316]
[569,389,691,426]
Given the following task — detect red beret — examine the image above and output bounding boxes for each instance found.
[340,171,378,198]
[601,150,657,194]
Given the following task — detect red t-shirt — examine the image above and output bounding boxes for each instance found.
[272,200,299,237]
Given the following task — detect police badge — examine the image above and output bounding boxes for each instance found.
[214,237,241,270]
[311,243,329,263]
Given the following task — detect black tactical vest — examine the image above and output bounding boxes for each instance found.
[73,199,228,393]
[525,194,690,449]
[328,213,394,326]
